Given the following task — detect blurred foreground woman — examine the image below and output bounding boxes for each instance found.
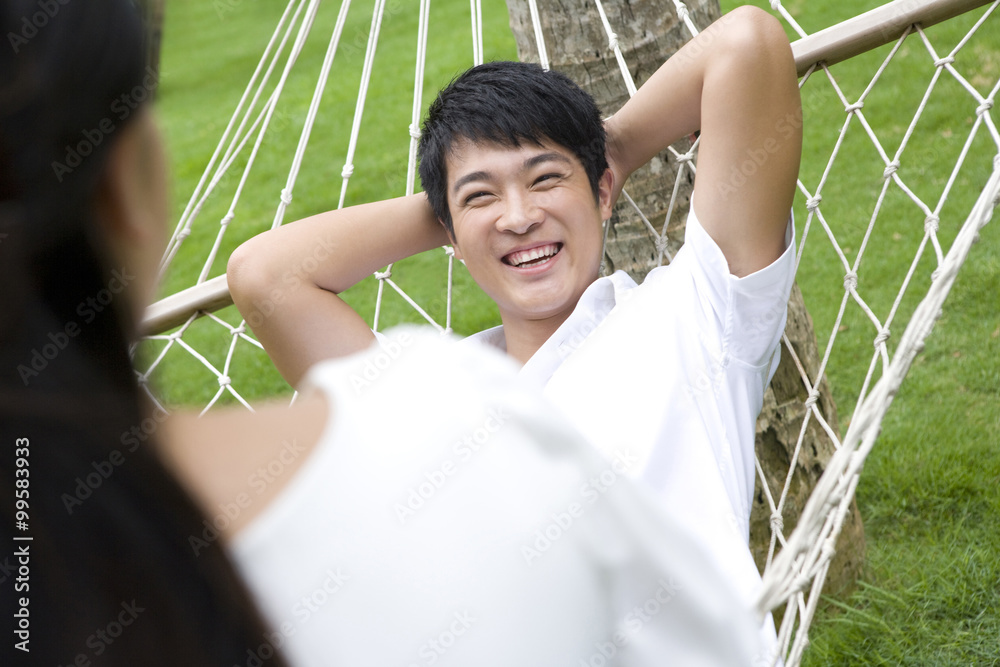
[0,1,292,664]
[0,1,761,665]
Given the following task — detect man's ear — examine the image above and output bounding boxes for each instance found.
[598,167,615,221]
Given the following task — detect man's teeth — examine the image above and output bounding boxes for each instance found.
[508,244,559,267]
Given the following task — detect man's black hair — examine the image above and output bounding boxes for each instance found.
[418,61,608,236]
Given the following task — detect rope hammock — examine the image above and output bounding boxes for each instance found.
[137,1,999,664]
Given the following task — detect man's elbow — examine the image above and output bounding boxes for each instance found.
[227,235,281,318]
[719,6,795,76]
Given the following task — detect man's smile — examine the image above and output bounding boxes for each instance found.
[502,242,563,268]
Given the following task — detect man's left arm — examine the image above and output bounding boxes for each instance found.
[605,5,801,276]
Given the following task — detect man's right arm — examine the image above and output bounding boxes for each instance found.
[227,193,449,387]
[605,5,800,278]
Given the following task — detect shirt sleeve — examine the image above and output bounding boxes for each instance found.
[677,204,796,369]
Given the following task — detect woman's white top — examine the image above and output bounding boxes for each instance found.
[229,329,762,666]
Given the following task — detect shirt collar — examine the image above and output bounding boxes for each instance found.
[462,270,638,388]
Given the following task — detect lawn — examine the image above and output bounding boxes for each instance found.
[151,0,999,664]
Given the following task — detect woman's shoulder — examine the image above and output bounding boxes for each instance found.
[158,391,328,536]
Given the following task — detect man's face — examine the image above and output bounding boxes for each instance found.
[444,137,613,328]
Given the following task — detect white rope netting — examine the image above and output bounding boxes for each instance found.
[137,1,999,664]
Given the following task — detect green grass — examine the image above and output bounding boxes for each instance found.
[152,0,999,663]
[149,0,518,403]
[730,4,1000,664]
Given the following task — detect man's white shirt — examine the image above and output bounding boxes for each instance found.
[465,203,796,654]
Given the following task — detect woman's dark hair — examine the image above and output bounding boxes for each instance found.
[418,61,608,236]
[0,1,288,664]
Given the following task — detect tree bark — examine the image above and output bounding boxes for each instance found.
[505,0,864,607]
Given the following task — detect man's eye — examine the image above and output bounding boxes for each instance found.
[534,173,562,185]
[464,191,490,205]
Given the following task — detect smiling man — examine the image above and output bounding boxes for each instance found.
[415,58,617,363]
[229,6,799,384]
[229,5,800,660]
